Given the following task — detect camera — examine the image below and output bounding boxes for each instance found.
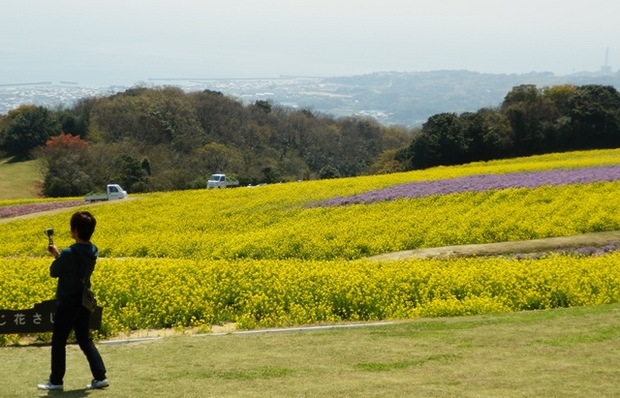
[44,228,54,245]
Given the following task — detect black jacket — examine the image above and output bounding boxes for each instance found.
[50,242,98,304]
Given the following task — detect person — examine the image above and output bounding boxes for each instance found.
[38,211,109,391]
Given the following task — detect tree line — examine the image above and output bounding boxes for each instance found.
[401,84,620,169]
[0,83,619,198]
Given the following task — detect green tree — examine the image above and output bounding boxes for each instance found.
[569,85,620,149]
[292,115,339,176]
[254,100,272,114]
[261,166,279,183]
[196,142,243,174]
[190,89,247,146]
[501,84,555,155]
[540,85,578,149]
[1,106,59,158]
[460,109,513,161]
[319,164,341,179]
[56,109,88,138]
[542,84,577,115]
[141,157,152,176]
[333,117,383,176]
[369,148,407,174]
[90,86,202,152]
[408,113,469,169]
[111,153,149,193]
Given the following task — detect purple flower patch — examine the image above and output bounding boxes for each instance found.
[314,165,620,207]
[0,201,84,219]
[513,241,620,259]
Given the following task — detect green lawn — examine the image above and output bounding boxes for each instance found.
[0,157,40,200]
[2,304,619,397]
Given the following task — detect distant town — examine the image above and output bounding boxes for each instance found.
[2,69,619,128]
[0,83,124,116]
[0,77,383,122]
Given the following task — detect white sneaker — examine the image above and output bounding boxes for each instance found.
[87,378,109,389]
[37,381,63,391]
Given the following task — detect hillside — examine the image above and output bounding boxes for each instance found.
[0,157,40,199]
[321,70,620,126]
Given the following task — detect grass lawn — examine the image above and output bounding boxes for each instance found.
[2,304,619,397]
[0,157,40,200]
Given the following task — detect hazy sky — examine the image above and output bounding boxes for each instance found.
[2,0,618,86]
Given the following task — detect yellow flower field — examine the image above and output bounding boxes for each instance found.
[1,254,619,338]
[1,149,620,342]
[2,179,619,260]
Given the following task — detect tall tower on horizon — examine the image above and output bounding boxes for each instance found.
[601,47,612,74]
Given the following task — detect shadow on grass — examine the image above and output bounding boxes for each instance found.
[41,388,91,397]
[3,155,31,164]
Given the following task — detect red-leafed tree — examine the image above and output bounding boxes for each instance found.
[33,133,93,197]
[46,132,89,150]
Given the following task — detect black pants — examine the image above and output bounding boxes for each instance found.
[49,300,106,385]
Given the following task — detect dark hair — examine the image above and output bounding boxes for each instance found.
[70,211,96,241]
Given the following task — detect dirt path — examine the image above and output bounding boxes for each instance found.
[366,230,620,261]
[0,196,140,224]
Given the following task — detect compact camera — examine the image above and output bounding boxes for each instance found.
[44,228,54,245]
